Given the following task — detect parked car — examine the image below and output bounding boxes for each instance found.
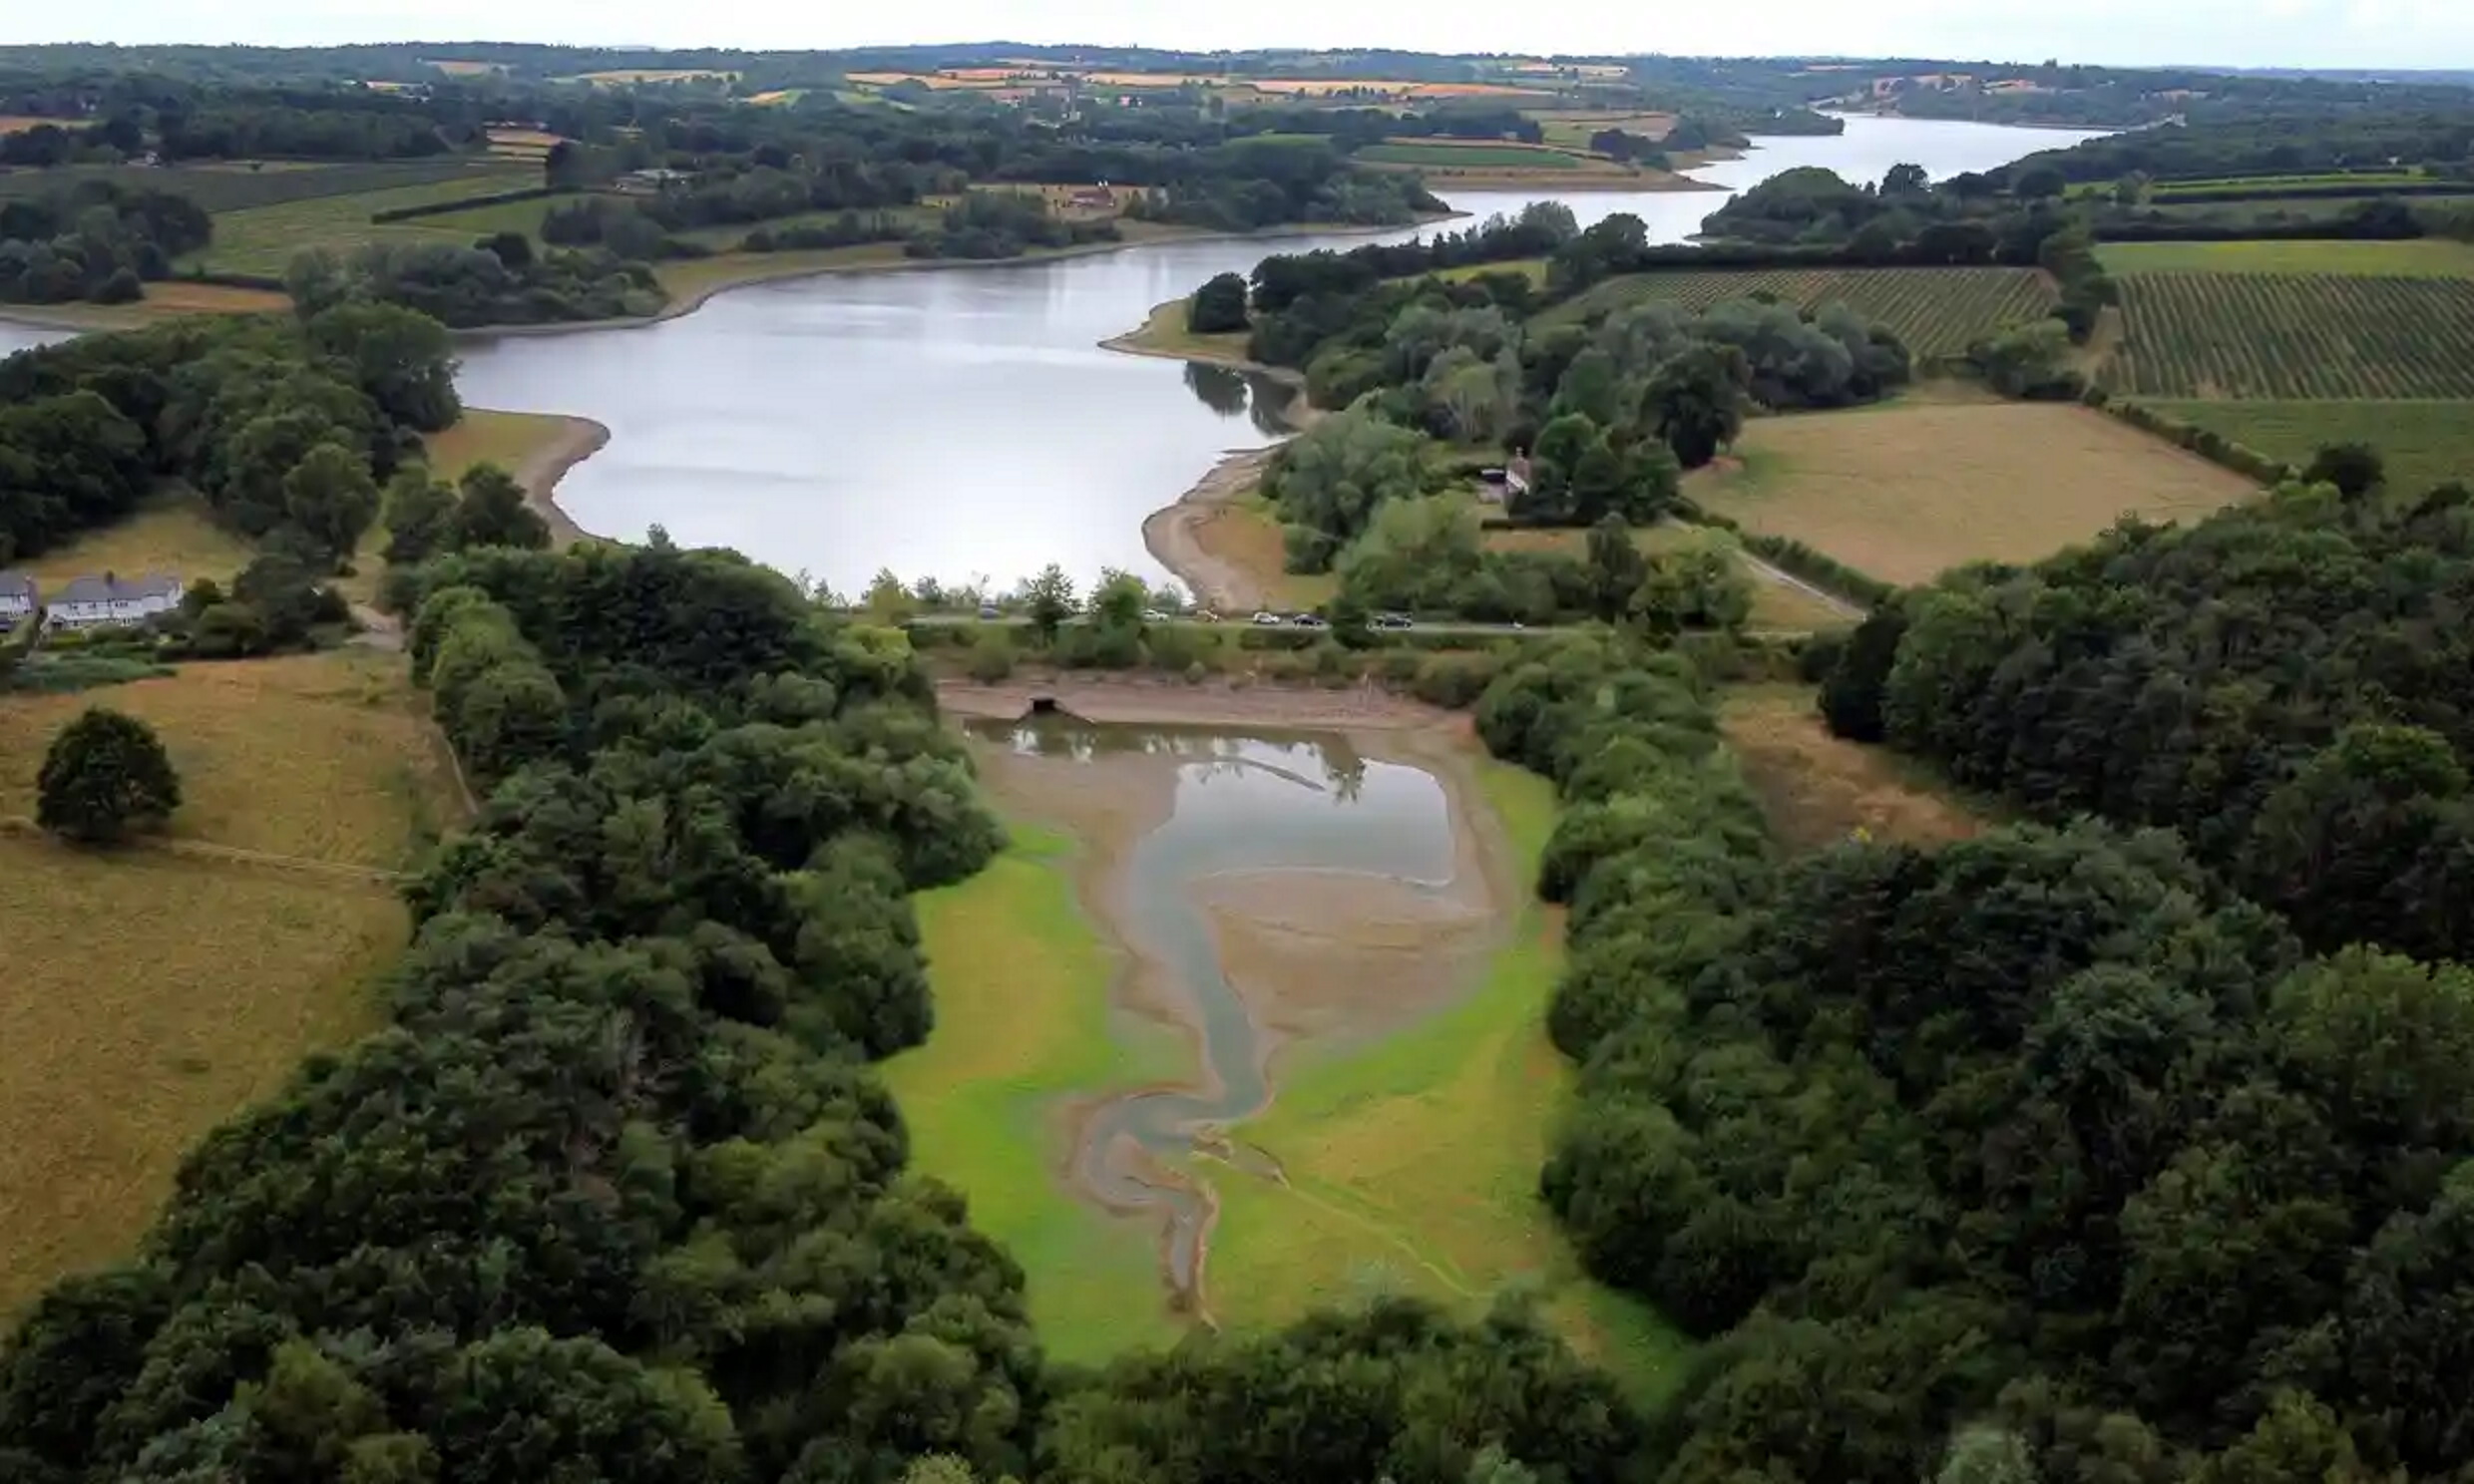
[977,604,1002,620]
[1251,611,1283,625]
[1292,613,1329,630]
[1142,608,1169,622]
[1373,612,1415,630]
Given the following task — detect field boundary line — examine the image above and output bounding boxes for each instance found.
[0,817,410,888]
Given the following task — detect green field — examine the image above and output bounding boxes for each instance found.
[408,194,568,239]
[1358,142,1586,170]
[888,825,1186,1363]
[2102,272,2474,399]
[2145,399,2474,494]
[2096,239,2474,275]
[0,158,523,210]
[192,171,539,274]
[1203,761,1688,1405]
[1547,265,2055,358]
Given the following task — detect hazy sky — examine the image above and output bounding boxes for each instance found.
[19,0,2471,72]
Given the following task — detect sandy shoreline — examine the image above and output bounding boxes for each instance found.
[495,412,611,547]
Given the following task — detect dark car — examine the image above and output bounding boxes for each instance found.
[1291,613,1329,629]
[1373,612,1414,630]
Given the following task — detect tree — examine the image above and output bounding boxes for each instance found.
[2301,442,2384,499]
[37,707,182,845]
[1584,516,1647,621]
[281,443,380,565]
[1640,344,1750,469]
[2013,164,2069,199]
[1881,163,1931,196]
[452,464,552,551]
[1089,567,1146,631]
[303,301,461,432]
[381,468,458,566]
[1187,271,1250,334]
[1024,563,1075,641]
[864,568,917,624]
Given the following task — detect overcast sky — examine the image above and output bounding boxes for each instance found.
[19,0,2471,72]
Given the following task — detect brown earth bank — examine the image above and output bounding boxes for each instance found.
[511,415,610,547]
[1140,447,1287,613]
[939,675,1474,732]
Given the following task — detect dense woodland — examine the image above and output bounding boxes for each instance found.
[0,181,208,306]
[1473,630,2474,1484]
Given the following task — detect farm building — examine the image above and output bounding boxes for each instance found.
[0,572,36,630]
[614,168,698,194]
[46,573,184,629]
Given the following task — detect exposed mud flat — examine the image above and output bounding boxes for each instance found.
[952,704,1513,1321]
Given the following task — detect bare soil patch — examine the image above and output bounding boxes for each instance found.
[1721,687,1984,852]
[1700,402,2258,586]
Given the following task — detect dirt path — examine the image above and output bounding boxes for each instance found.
[1732,544,1866,621]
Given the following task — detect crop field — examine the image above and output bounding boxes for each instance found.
[193,171,540,274]
[1549,266,2055,358]
[2145,399,2474,495]
[1534,111,1679,148]
[1697,402,2259,586]
[572,69,738,85]
[2101,272,2474,399]
[1206,759,1687,1405]
[2095,239,2474,276]
[0,159,520,212]
[0,651,464,1314]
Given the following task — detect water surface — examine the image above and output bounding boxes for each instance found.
[0,117,2103,587]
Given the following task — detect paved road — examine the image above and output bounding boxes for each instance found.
[902,612,1538,638]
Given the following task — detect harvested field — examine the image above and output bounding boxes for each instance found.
[2145,399,2474,495]
[1545,266,2056,358]
[0,116,61,136]
[22,489,257,589]
[1720,686,1985,852]
[191,170,542,274]
[2102,272,2474,399]
[0,650,464,1315]
[2095,239,2474,276]
[1698,402,2258,586]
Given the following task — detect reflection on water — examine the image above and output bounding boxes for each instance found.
[1181,363,1302,437]
[967,714,1456,1301]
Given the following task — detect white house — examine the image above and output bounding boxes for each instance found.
[46,573,185,630]
[0,572,36,630]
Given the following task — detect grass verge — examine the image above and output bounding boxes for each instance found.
[1720,685,1986,852]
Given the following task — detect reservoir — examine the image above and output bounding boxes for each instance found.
[0,116,2102,591]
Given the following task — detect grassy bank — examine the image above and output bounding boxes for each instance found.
[1204,759,1688,1406]
[22,489,257,589]
[891,825,1186,1363]
[0,651,465,1316]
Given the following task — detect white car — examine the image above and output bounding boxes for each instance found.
[1251,611,1283,625]
[1142,608,1170,622]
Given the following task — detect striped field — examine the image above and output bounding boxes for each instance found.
[1548,266,2056,358]
[2101,273,2474,399]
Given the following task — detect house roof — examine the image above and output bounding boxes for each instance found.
[52,573,181,605]
[0,571,33,601]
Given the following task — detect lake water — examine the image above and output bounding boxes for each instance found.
[0,116,2102,590]
[965,715,1461,1301]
